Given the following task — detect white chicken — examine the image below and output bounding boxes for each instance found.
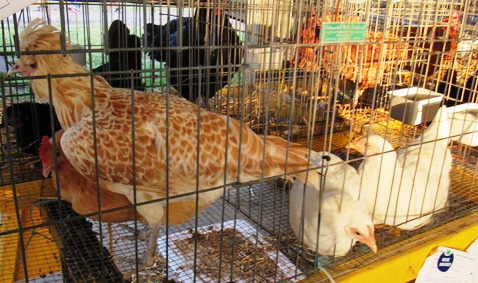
[308,151,365,202]
[289,150,376,256]
[349,106,452,230]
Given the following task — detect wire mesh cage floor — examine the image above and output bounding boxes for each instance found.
[6,126,477,283]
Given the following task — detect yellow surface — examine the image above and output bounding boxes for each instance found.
[0,180,47,211]
[300,212,478,283]
[0,179,61,282]
[0,211,19,283]
[13,207,61,281]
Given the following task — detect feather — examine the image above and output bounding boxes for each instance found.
[307,151,364,202]
[143,7,243,102]
[11,20,319,273]
[350,106,452,229]
[5,102,61,155]
[40,130,141,223]
[93,20,144,91]
[289,150,376,256]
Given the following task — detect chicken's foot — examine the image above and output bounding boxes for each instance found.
[117,255,166,279]
[115,223,150,242]
[118,224,163,278]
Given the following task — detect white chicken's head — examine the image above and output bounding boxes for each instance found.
[344,223,377,254]
[320,192,377,256]
[349,134,395,156]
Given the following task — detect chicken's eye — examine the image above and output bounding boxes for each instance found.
[30,63,37,69]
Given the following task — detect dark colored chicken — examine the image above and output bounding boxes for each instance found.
[409,10,461,77]
[4,102,61,155]
[438,68,477,107]
[93,20,144,91]
[143,7,243,103]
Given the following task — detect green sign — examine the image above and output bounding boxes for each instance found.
[320,22,367,44]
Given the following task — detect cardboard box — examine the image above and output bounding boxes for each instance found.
[246,47,285,70]
[1,0,37,21]
[389,87,444,125]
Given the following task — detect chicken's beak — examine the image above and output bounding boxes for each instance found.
[346,225,378,253]
[347,138,360,152]
[366,240,378,254]
[363,225,378,253]
[42,163,54,178]
[7,62,25,76]
[7,62,36,76]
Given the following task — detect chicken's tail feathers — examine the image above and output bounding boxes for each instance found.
[263,136,320,189]
[422,105,451,142]
[260,135,310,155]
[432,105,449,126]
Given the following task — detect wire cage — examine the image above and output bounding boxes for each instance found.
[1,0,478,282]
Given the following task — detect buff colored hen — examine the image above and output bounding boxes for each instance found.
[40,129,139,223]
[9,19,319,274]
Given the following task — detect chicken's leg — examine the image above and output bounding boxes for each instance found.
[115,223,150,242]
[143,223,162,266]
[108,223,114,257]
[120,223,165,278]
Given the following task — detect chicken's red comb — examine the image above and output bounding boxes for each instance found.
[39,136,51,163]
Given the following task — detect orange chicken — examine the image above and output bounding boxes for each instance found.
[10,19,319,274]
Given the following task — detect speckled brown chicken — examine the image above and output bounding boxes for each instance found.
[9,19,320,275]
[40,129,140,223]
[291,12,407,93]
